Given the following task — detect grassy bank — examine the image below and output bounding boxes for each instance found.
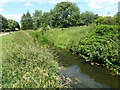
[44,26,92,50]
[2,31,69,88]
[37,25,119,75]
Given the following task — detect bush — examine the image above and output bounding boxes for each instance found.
[95,16,117,25]
[93,25,119,36]
[78,25,120,75]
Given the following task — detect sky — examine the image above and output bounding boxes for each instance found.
[0,0,120,23]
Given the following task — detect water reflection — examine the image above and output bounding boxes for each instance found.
[54,47,119,88]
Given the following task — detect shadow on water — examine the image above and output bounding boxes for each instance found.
[52,47,119,88]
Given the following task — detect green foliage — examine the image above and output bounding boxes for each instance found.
[8,19,20,31]
[114,12,120,25]
[95,16,117,25]
[32,10,52,30]
[30,31,49,44]
[44,26,92,51]
[78,25,120,75]
[69,11,81,26]
[93,24,118,36]
[51,2,80,28]
[40,23,50,33]
[22,2,99,29]
[21,11,33,30]
[40,12,51,26]
[0,15,20,32]
[80,11,98,26]
[32,10,42,30]
[0,14,8,32]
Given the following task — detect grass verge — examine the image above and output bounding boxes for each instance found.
[2,31,69,88]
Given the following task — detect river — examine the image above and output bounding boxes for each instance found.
[52,47,119,88]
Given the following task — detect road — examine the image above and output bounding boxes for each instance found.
[0,32,10,36]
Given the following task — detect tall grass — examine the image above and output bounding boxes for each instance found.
[45,26,92,51]
[2,31,68,88]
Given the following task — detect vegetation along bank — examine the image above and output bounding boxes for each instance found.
[1,1,120,88]
[31,16,120,75]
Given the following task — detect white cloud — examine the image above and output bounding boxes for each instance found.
[0,0,7,7]
[3,14,22,21]
[1,0,119,4]
[0,0,119,10]
[88,2,107,9]
[87,0,119,9]
[0,8,4,12]
[25,2,31,6]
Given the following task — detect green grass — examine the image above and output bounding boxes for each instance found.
[44,26,92,51]
[2,31,69,88]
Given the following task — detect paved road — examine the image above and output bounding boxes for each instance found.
[0,32,10,36]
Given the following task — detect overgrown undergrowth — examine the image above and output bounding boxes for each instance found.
[2,31,69,88]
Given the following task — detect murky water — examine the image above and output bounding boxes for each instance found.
[53,47,119,88]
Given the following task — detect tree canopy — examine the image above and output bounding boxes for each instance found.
[51,2,80,28]
[32,10,42,30]
[21,11,33,30]
[8,19,20,31]
[0,15,8,32]
[0,14,20,32]
[20,1,99,30]
[80,11,98,26]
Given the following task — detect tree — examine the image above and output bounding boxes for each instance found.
[32,10,42,30]
[8,19,20,31]
[0,14,8,32]
[40,12,51,27]
[21,14,26,30]
[51,2,80,28]
[21,11,33,30]
[69,11,81,26]
[80,11,97,26]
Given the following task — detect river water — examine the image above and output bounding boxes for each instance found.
[52,47,119,88]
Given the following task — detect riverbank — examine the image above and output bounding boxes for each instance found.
[2,28,119,88]
[29,29,119,88]
[32,25,120,75]
[2,31,70,88]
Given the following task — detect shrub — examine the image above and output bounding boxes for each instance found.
[78,25,120,75]
[93,25,119,36]
[95,16,117,25]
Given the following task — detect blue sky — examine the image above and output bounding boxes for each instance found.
[0,0,119,23]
